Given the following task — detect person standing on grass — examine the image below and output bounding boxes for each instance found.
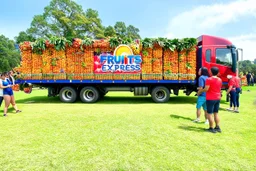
[0,73,4,107]
[251,73,255,86]
[226,75,238,112]
[193,67,209,124]
[246,72,251,86]
[198,67,222,133]
[1,72,21,117]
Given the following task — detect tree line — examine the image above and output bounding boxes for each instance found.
[0,0,141,72]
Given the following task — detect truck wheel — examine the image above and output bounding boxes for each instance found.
[59,87,77,103]
[151,86,170,103]
[80,87,100,103]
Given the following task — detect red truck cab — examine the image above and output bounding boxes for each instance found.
[197,35,237,88]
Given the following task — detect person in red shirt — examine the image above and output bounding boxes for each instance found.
[198,67,222,133]
[226,75,237,112]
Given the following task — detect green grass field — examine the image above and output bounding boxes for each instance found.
[0,86,256,170]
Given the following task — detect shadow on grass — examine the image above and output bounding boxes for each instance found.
[15,95,198,105]
[170,114,193,121]
[178,125,206,132]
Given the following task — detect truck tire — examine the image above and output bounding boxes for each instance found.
[59,87,77,103]
[151,86,170,103]
[80,86,100,103]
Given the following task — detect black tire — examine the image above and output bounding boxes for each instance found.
[80,86,100,103]
[151,86,170,103]
[59,87,77,103]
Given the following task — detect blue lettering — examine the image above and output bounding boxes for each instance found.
[130,65,135,71]
[115,65,119,71]
[126,65,131,71]
[102,65,107,71]
[128,56,133,64]
[114,56,121,64]
[134,55,142,64]
[135,65,141,71]
[100,56,107,63]
[120,65,125,71]
[108,65,113,70]
[108,56,114,64]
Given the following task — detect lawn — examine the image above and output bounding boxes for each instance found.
[0,86,256,170]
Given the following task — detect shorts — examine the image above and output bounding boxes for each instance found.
[196,96,207,110]
[206,100,220,114]
[3,90,13,96]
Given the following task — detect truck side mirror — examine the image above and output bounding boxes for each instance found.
[231,48,237,73]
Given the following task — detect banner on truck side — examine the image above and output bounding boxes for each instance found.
[94,45,142,73]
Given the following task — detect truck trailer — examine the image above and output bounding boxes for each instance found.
[16,35,241,103]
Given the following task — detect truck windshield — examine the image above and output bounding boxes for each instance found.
[216,48,232,67]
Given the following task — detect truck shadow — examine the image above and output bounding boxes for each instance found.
[16,95,228,105]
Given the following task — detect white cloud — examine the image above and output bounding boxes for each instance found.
[228,34,256,61]
[166,0,256,38]
[165,0,256,61]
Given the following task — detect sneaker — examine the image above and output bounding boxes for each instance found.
[204,120,209,124]
[206,128,217,133]
[193,118,200,123]
[214,127,222,133]
[226,108,232,111]
[234,110,239,113]
[16,110,22,113]
[3,114,7,117]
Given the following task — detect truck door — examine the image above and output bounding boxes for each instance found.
[210,47,234,83]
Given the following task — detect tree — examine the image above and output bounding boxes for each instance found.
[15,31,36,44]
[127,25,141,39]
[113,22,141,39]
[254,58,256,64]
[114,22,127,38]
[238,60,254,74]
[25,0,104,40]
[14,0,141,41]
[0,35,20,72]
[85,8,105,38]
[104,26,116,37]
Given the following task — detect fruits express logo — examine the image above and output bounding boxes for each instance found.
[94,45,142,73]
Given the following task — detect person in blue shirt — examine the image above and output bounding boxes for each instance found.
[1,72,21,117]
[193,67,209,124]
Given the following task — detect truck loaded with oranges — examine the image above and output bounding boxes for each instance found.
[15,35,239,103]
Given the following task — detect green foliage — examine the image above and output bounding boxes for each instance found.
[32,38,46,54]
[49,37,70,51]
[114,22,127,38]
[15,31,36,44]
[142,38,154,48]
[113,22,140,40]
[23,0,104,40]
[15,0,141,42]
[239,60,256,75]
[104,26,116,37]
[127,25,141,40]
[0,35,20,72]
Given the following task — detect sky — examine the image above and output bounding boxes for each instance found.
[0,0,256,61]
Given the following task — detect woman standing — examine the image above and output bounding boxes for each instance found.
[226,75,237,112]
[0,73,4,107]
[1,72,21,116]
[193,67,209,124]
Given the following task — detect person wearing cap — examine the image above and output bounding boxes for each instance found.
[226,75,238,112]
